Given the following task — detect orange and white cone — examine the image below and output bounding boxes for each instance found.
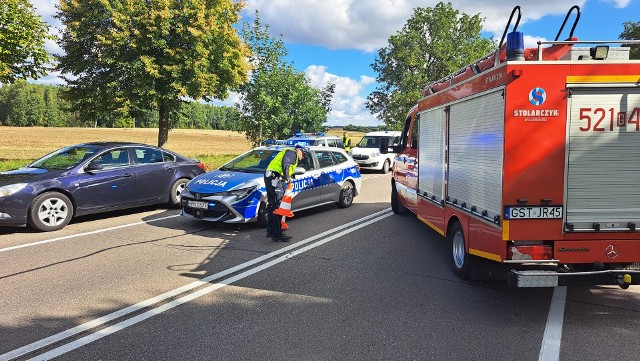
[273,182,294,218]
[280,216,289,230]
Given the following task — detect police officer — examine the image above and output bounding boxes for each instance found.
[342,131,352,152]
[263,145,305,241]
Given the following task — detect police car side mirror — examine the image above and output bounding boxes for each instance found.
[293,166,306,176]
[392,145,402,153]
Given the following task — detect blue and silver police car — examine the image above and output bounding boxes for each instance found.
[180,145,361,226]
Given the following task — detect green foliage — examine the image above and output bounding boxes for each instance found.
[0,81,70,126]
[0,0,52,83]
[0,81,242,130]
[56,0,250,147]
[620,21,640,59]
[173,102,242,130]
[237,12,335,146]
[367,2,494,129]
[343,124,393,132]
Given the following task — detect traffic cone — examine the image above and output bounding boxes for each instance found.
[280,216,289,230]
[273,182,295,217]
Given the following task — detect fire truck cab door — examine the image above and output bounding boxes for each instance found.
[395,114,419,211]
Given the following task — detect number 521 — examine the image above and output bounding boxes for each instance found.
[579,107,640,132]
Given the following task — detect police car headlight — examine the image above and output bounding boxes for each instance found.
[371,151,380,157]
[221,186,256,200]
[0,183,28,197]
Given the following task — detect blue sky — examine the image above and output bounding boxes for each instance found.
[32,0,639,127]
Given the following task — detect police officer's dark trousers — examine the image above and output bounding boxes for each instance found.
[263,172,284,239]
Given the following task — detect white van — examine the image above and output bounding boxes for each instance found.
[350,131,401,173]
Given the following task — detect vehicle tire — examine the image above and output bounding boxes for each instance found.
[337,181,355,208]
[381,159,390,174]
[449,222,471,280]
[256,201,268,228]
[27,192,73,232]
[169,178,188,207]
[391,182,407,215]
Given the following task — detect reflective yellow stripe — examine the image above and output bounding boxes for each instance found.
[469,248,502,262]
[567,75,640,83]
[502,220,509,240]
[417,216,444,236]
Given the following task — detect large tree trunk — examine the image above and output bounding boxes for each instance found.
[158,101,170,147]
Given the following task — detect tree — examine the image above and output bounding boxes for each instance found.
[0,0,52,83]
[237,13,335,146]
[366,2,494,129]
[56,0,250,147]
[620,21,639,60]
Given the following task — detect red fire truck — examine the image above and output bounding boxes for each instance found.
[391,5,640,287]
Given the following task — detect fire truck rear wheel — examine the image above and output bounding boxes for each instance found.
[449,222,471,279]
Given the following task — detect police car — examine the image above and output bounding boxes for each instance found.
[180,145,361,226]
[285,132,345,149]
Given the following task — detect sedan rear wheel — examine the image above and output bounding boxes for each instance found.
[28,192,73,232]
[337,181,354,208]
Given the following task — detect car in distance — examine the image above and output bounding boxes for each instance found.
[285,132,345,149]
[180,145,361,226]
[350,131,401,173]
[0,142,206,232]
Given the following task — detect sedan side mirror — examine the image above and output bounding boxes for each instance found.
[85,161,103,173]
[293,166,306,176]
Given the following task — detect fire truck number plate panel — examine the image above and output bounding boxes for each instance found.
[504,206,563,219]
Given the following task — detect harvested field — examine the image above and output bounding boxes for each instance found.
[0,127,252,160]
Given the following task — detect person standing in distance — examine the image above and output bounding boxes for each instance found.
[342,131,352,153]
[263,145,305,241]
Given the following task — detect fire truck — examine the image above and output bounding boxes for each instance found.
[391,5,640,287]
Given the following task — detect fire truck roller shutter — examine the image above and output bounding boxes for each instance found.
[448,89,505,221]
[417,106,446,204]
[566,87,640,232]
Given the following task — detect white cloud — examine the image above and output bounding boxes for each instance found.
[304,65,381,127]
[601,0,630,8]
[244,0,589,52]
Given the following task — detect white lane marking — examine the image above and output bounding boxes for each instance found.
[0,214,179,254]
[1,209,393,360]
[538,286,567,361]
[24,211,394,360]
[362,174,388,180]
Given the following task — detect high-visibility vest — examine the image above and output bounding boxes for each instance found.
[343,136,351,151]
[267,148,298,178]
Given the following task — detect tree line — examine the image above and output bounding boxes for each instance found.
[0,81,243,130]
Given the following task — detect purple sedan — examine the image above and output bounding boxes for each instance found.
[0,142,206,231]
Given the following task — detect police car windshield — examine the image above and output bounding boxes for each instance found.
[220,149,279,173]
[356,136,391,148]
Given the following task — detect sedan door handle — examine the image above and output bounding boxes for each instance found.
[122,173,133,178]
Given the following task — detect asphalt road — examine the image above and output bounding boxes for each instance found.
[0,173,638,361]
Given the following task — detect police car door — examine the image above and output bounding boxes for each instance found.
[315,150,343,203]
[290,149,323,211]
